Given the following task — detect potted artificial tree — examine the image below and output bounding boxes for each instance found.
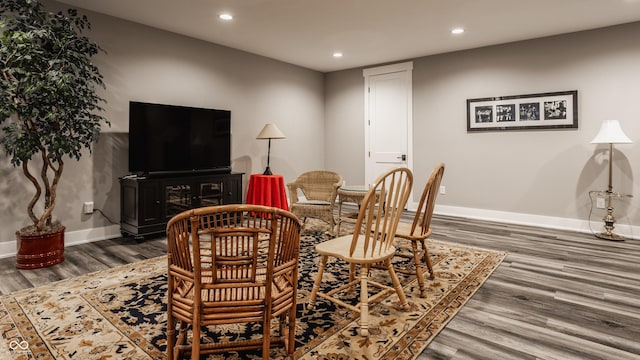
[0,0,109,269]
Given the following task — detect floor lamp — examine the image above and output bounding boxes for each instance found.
[591,120,632,241]
[256,123,285,175]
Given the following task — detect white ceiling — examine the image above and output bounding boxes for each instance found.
[57,0,640,72]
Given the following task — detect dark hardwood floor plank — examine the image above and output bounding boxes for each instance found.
[545,317,640,355]
[427,215,640,360]
[446,315,591,360]
[0,270,31,294]
[421,327,537,360]
[0,236,167,295]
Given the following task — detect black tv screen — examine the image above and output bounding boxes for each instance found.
[128,102,231,176]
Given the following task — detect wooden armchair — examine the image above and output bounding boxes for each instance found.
[166,204,302,359]
[287,170,343,233]
[394,163,445,297]
[308,167,413,336]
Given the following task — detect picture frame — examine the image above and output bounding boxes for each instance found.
[467,90,578,132]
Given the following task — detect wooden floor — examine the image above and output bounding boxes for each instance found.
[1,214,638,359]
[421,216,640,360]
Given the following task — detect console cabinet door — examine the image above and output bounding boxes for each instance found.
[199,181,224,207]
[164,180,193,220]
[120,178,162,236]
[139,181,162,224]
[223,173,243,204]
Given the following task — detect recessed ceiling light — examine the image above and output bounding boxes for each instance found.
[333,52,343,58]
[219,13,233,21]
[451,28,464,35]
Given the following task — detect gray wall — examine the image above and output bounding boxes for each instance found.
[2,3,639,250]
[325,22,640,235]
[0,3,325,246]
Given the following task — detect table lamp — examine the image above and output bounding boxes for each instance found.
[256,123,285,175]
[591,119,632,240]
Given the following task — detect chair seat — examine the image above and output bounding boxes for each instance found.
[292,200,331,206]
[395,222,432,240]
[315,234,397,263]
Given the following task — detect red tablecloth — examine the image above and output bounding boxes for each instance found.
[246,174,289,210]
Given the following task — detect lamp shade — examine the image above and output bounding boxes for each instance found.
[591,120,632,144]
[256,123,286,139]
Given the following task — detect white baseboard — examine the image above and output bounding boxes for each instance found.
[0,242,16,259]
[65,224,122,246]
[0,224,122,259]
[434,204,639,240]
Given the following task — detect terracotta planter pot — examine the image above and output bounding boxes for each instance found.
[16,226,65,269]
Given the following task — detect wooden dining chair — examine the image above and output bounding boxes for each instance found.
[394,163,445,297]
[308,167,413,336]
[166,204,302,359]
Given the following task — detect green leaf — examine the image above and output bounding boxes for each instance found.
[1,0,109,227]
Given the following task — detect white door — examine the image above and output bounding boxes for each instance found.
[363,62,413,187]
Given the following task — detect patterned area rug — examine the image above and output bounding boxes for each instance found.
[0,223,506,359]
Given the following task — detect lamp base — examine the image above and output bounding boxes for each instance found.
[263,166,273,175]
[595,206,625,241]
[595,232,626,241]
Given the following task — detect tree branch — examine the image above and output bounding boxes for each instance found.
[40,158,64,228]
[22,160,41,225]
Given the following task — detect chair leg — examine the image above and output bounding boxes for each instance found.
[329,215,336,235]
[287,303,296,357]
[420,239,434,279]
[262,313,271,360]
[410,240,428,298]
[191,320,200,360]
[359,265,370,337]
[385,259,409,310]
[175,321,187,359]
[349,262,356,283]
[308,255,328,309]
[167,303,175,360]
[321,214,335,235]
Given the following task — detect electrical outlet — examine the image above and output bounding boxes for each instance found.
[439,186,446,195]
[596,197,605,209]
[83,201,94,214]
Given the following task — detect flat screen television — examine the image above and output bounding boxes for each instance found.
[128,101,231,176]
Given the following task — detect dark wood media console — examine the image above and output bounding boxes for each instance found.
[120,172,243,238]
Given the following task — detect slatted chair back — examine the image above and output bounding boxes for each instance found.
[166,204,301,359]
[410,162,445,238]
[350,167,413,258]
